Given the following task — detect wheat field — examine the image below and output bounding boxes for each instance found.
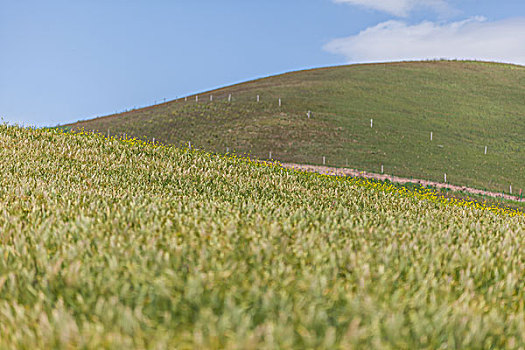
[0,125,523,349]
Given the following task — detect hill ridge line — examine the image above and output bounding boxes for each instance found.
[282,162,524,203]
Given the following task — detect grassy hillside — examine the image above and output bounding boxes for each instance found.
[0,125,523,348]
[68,60,525,194]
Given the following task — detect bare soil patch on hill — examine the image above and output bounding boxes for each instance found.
[282,162,525,203]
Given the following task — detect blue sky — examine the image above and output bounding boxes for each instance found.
[1,0,524,126]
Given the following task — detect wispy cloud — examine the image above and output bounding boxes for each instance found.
[324,17,525,65]
[333,0,452,17]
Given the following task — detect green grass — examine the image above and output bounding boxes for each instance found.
[0,125,523,348]
[68,60,525,194]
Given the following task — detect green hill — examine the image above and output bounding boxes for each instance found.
[68,60,525,193]
[0,125,523,348]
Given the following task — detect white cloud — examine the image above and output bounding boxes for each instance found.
[334,0,451,17]
[324,17,525,66]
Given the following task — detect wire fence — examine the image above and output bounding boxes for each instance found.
[103,91,523,201]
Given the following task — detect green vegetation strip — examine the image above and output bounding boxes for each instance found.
[0,125,523,349]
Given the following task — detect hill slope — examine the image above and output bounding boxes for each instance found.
[68,60,525,193]
[0,125,523,348]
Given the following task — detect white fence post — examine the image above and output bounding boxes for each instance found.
[210,95,213,101]
[269,151,272,159]
[381,164,384,174]
[278,98,281,107]
[153,137,155,144]
[370,119,373,128]
[307,111,311,119]
[444,173,447,183]
[323,156,326,165]
[226,147,229,153]
[257,95,260,102]
[228,94,232,102]
[484,146,487,155]
[196,95,198,102]
[430,132,433,141]
[188,141,191,149]
[510,185,512,194]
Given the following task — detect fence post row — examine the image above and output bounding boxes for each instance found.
[135,105,517,196]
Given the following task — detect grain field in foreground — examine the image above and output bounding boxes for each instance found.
[0,125,523,349]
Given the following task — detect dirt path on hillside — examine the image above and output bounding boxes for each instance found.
[281,163,525,203]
